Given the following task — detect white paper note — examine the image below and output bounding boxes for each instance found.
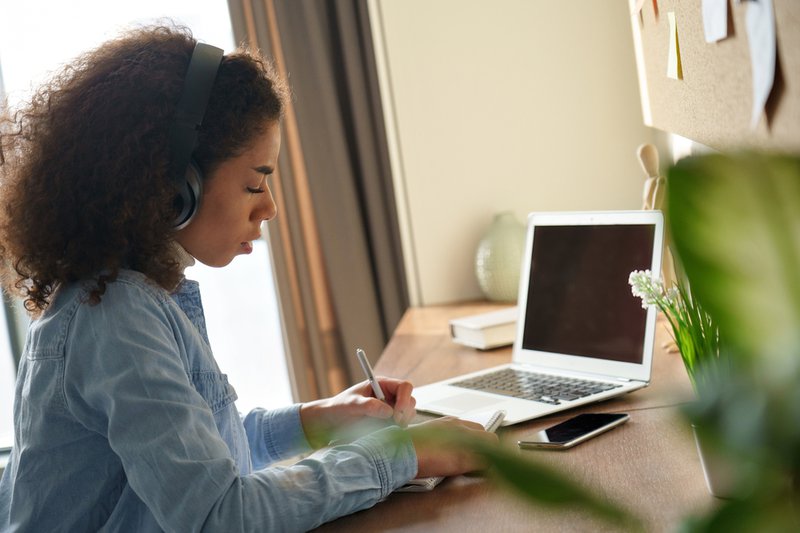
[702,0,728,42]
[667,12,683,80]
[745,0,776,129]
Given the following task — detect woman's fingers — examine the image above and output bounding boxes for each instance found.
[407,417,500,478]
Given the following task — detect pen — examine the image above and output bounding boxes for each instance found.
[355,348,386,401]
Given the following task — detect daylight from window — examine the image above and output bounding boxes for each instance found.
[0,0,292,450]
[0,305,14,449]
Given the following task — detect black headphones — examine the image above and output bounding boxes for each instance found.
[168,42,224,230]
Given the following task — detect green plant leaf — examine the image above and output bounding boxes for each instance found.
[408,427,641,529]
[667,152,800,368]
[399,426,640,529]
[474,441,641,530]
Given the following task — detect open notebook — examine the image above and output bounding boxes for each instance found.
[413,211,664,426]
[396,409,505,492]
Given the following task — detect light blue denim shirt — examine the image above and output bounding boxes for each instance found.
[0,270,416,532]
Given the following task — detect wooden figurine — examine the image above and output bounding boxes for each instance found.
[637,143,678,353]
[637,143,674,287]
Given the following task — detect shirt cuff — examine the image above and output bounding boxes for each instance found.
[246,404,312,465]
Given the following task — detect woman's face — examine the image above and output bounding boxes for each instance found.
[176,121,281,267]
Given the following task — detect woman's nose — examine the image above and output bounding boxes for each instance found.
[255,186,277,222]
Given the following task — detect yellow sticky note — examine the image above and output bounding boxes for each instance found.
[667,12,683,80]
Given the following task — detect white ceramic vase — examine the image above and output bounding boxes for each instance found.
[474,211,526,302]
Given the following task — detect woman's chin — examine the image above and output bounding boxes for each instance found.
[194,254,236,268]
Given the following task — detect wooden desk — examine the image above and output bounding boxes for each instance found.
[315,304,714,532]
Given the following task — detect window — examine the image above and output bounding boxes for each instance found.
[185,242,292,413]
[0,305,15,451]
[0,0,292,449]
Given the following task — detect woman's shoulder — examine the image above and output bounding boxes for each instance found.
[49,269,174,316]
[108,269,174,303]
[27,270,177,357]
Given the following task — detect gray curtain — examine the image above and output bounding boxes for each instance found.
[227,0,408,400]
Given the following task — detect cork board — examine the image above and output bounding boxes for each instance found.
[630,0,799,151]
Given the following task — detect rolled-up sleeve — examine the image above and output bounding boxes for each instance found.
[243,405,312,470]
[205,426,416,531]
[62,282,417,532]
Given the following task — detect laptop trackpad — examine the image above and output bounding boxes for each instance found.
[426,392,506,414]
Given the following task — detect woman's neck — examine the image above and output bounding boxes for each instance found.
[172,241,196,272]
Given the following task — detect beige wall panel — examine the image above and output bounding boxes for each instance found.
[375,0,654,304]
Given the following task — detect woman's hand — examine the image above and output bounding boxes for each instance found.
[407,417,500,478]
[300,377,416,448]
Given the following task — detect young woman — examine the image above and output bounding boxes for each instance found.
[0,25,495,531]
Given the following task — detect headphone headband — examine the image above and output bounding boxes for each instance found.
[169,42,224,229]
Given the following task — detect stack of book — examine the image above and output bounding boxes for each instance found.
[449,307,518,350]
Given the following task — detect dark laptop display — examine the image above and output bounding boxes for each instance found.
[521,224,655,364]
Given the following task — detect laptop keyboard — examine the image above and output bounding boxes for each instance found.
[451,367,622,405]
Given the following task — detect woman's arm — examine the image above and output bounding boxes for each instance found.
[64,281,494,531]
[63,282,417,531]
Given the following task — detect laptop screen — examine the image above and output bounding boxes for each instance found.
[520,224,655,364]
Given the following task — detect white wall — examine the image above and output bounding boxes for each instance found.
[370,0,655,305]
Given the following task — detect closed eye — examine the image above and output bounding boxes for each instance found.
[249,165,272,194]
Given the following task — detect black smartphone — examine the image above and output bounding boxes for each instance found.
[517,413,630,450]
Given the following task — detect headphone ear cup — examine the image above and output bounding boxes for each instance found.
[173,160,203,230]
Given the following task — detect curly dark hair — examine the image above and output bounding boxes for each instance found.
[0,25,287,314]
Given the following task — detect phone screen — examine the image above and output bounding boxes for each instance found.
[518,413,629,449]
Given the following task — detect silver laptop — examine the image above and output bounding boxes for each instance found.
[414,210,664,425]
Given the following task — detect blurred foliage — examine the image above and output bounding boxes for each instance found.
[316,417,641,528]
[399,425,643,531]
[667,152,800,532]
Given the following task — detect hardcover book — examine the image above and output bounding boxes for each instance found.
[449,307,518,350]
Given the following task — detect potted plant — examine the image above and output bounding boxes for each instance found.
[662,152,800,530]
[628,263,734,498]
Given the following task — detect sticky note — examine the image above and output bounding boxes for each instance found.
[745,0,776,129]
[667,12,683,80]
[702,0,728,43]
